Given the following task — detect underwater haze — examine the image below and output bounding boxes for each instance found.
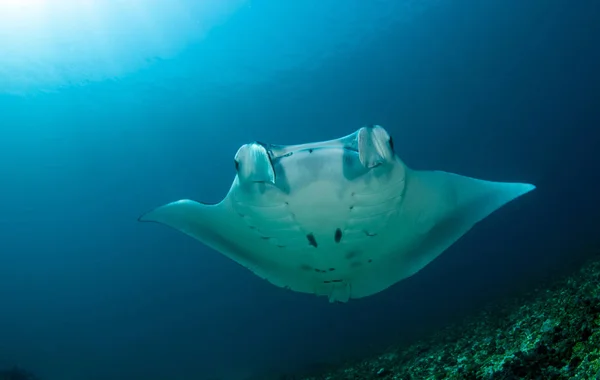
[0,0,599,379]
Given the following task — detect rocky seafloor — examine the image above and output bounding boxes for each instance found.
[0,367,39,380]
[299,257,600,380]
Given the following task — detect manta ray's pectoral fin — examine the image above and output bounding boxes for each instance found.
[403,170,535,276]
[138,199,316,295]
[138,199,259,267]
[350,169,535,300]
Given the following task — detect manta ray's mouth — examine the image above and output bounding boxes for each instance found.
[260,141,359,161]
[261,125,394,169]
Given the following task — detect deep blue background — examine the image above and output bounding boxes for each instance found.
[1,1,599,379]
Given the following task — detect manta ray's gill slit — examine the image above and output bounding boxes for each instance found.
[313,267,337,274]
[351,184,404,201]
[323,279,343,284]
[352,203,401,219]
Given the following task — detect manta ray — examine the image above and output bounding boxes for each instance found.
[139,125,535,302]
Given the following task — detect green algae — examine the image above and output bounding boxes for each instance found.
[300,257,600,380]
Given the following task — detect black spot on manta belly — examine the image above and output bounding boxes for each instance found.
[334,228,342,243]
[306,233,318,247]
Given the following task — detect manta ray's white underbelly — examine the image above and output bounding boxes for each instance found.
[230,176,405,285]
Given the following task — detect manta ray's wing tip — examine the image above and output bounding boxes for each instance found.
[137,199,194,224]
[511,182,536,199]
[488,181,535,210]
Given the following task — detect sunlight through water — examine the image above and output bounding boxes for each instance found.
[0,0,246,94]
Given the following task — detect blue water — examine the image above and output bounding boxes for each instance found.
[0,0,599,379]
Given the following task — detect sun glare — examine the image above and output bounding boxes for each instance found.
[0,0,47,15]
[0,0,246,94]
[0,0,46,6]
[0,0,47,26]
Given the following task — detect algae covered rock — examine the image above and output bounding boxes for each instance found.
[0,367,38,380]
[299,259,600,380]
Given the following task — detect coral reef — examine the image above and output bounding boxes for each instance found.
[300,258,600,380]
